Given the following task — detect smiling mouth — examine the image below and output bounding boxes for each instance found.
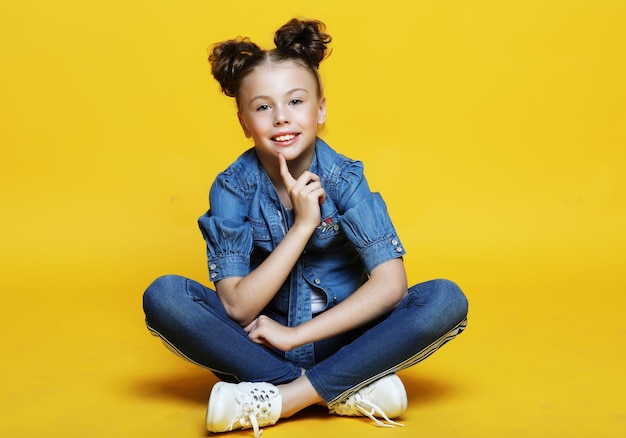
[272,134,299,142]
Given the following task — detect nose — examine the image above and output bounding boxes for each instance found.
[273,106,289,126]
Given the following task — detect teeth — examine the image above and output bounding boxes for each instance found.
[274,134,296,142]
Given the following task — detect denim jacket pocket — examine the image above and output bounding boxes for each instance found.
[309,212,343,249]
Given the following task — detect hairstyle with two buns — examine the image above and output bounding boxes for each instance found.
[209,19,332,103]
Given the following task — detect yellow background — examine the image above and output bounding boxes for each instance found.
[1,1,625,437]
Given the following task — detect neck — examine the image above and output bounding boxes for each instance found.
[259,148,315,208]
[265,148,314,181]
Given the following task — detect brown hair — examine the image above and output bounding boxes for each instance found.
[208,19,331,104]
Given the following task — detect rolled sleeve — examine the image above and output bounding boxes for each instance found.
[339,192,405,273]
[197,167,253,283]
[198,214,252,282]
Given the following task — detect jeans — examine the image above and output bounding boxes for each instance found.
[143,275,468,408]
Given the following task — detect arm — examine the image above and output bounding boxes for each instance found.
[246,161,408,351]
[246,257,408,351]
[216,224,312,326]
[216,154,326,327]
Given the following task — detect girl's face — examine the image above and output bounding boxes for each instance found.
[237,61,326,173]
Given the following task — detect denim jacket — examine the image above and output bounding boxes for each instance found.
[198,138,405,368]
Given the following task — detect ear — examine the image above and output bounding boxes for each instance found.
[238,112,251,138]
[317,97,327,125]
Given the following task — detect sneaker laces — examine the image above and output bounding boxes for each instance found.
[333,393,404,428]
[225,387,276,438]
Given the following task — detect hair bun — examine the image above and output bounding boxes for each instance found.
[273,19,331,68]
[209,38,263,97]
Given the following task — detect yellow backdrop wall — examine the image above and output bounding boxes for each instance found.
[1,1,625,437]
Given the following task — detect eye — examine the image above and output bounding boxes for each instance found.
[256,104,271,112]
[289,98,303,106]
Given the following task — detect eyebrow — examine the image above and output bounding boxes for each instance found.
[248,88,310,105]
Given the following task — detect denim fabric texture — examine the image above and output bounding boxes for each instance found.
[143,137,468,405]
[143,275,468,406]
[197,138,407,368]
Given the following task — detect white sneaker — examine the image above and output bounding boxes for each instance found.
[329,374,407,427]
[206,381,282,437]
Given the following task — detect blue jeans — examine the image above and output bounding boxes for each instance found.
[142,275,468,408]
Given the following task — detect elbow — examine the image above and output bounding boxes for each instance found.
[216,277,257,327]
[222,302,255,328]
[373,258,408,308]
[390,276,408,307]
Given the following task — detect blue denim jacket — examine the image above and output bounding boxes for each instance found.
[198,138,405,368]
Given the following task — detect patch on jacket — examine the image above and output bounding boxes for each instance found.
[318,217,340,232]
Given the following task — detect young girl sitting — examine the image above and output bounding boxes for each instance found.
[143,18,468,438]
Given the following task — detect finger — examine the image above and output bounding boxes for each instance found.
[298,179,321,192]
[298,178,326,205]
[243,319,257,334]
[278,154,296,187]
[318,188,326,205]
[306,186,326,205]
[290,173,321,199]
[297,171,320,186]
[248,327,273,348]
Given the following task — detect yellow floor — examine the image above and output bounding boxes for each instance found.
[2,1,626,437]
[2,241,625,437]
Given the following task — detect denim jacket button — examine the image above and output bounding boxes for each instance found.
[211,272,217,279]
[391,239,398,245]
[210,263,217,270]
[396,246,403,253]
[314,278,321,285]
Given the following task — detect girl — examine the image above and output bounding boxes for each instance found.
[143,18,468,438]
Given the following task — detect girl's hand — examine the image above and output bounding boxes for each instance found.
[279,154,326,231]
[245,315,300,352]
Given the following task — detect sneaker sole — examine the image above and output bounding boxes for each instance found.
[206,382,229,432]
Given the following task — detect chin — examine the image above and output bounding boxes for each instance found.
[280,147,312,162]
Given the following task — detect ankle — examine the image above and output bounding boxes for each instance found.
[277,375,323,418]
